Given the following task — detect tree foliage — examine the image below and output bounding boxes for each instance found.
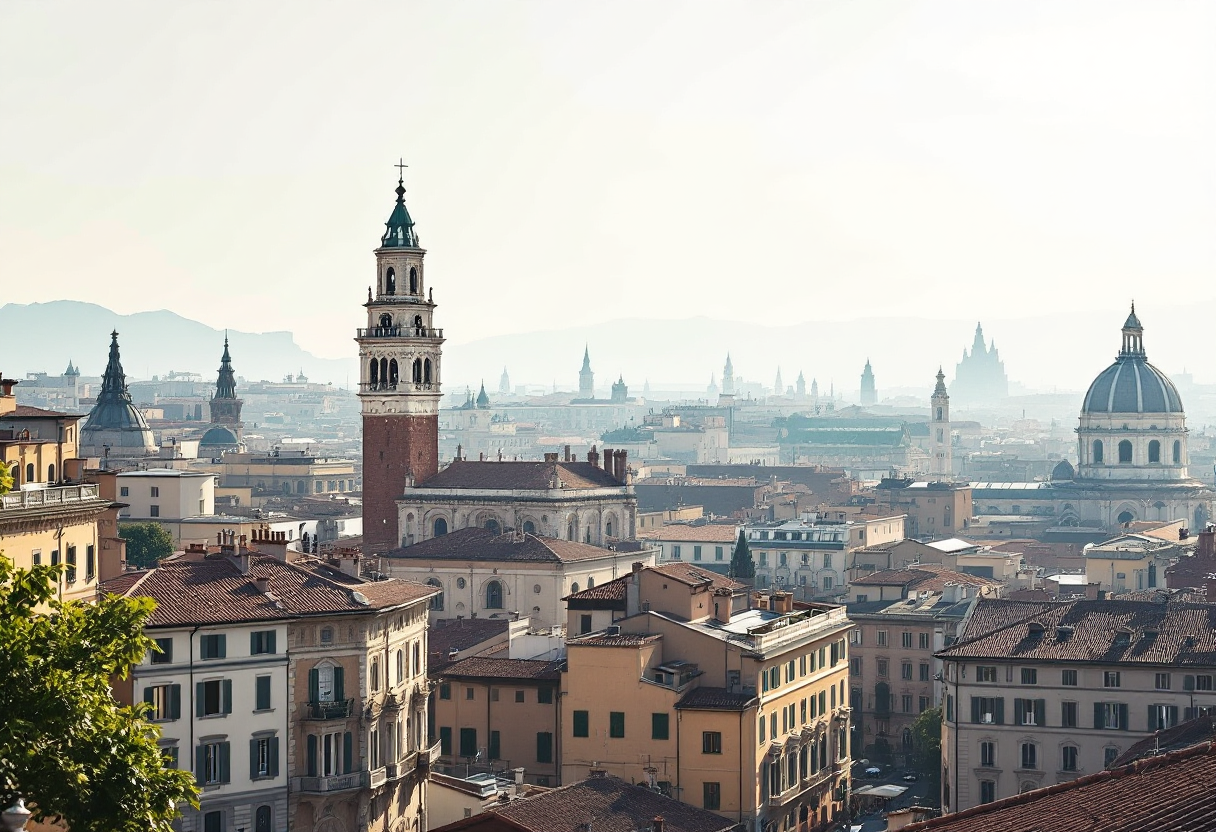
[119,522,176,568]
[0,555,198,830]
[0,463,13,497]
[910,706,943,782]
[729,530,756,581]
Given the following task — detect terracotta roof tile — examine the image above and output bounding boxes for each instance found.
[428,618,511,662]
[101,554,436,627]
[8,405,81,418]
[638,524,740,543]
[564,574,630,602]
[384,527,624,564]
[903,739,1216,832]
[419,460,624,490]
[437,657,563,682]
[852,565,1000,592]
[941,597,1216,666]
[676,686,757,711]
[651,561,745,591]
[568,632,662,647]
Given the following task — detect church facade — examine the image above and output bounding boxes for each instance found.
[952,323,1009,404]
[79,331,157,460]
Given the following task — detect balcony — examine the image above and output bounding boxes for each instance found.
[420,740,442,768]
[298,771,368,793]
[369,766,388,788]
[359,382,437,394]
[768,781,803,808]
[357,326,443,339]
[303,699,354,720]
[1,484,101,512]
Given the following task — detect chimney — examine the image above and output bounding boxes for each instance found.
[1206,575,1216,602]
[588,765,607,778]
[619,450,629,482]
[587,445,600,467]
[1198,526,1216,559]
[456,443,463,461]
[602,448,614,472]
[254,577,270,593]
[714,590,733,624]
[564,444,571,462]
[544,452,559,463]
[632,561,644,577]
[652,818,665,832]
[1085,582,1101,601]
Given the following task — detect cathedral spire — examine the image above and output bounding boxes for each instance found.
[215,337,238,400]
[98,331,132,403]
[972,323,987,355]
[380,162,420,248]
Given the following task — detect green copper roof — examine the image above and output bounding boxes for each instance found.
[381,178,420,248]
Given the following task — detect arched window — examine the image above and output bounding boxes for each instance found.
[522,520,536,534]
[605,517,614,538]
[1174,440,1182,464]
[433,517,448,537]
[1118,440,1133,464]
[570,582,580,594]
[585,527,592,543]
[1118,510,1135,525]
[568,520,575,541]
[380,358,388,388]
[409,266,418,293]
[296,481,306,494]
[255,806,272,832]
[484,518,500,535]
[414,315,423,334]
[385,267,396,295]
[370,659,380,692]
[485,580,504,610]
[412,358,423,384]
[424,358,432,384]
[46,464,54,483]
[1148,440,1161,463]
[389,359,399,388]
[413,642,421,677]
[25,463,34,483]
[282,482,292,494]
[396,649,404,684]
[587,577,595,588]
[369,358,379,386]
[379,313,393,329]
[427,578,444,611]
[1093,440,1104,464]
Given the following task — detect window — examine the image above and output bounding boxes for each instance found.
[1061,745,1078,772]
[1156,673,1171,690]
[976,666,997,683]
[580,614,593,634]
[250,630,277,655]
[672,545,682,560]
[1020,742,1036,770]
[439,683,451,700]
[1104,671,1121,688]
[150,486,160,498]
[203,811,222,832]
[1021,668,1037,685]
[980,780,995,804]
[200,634,226,660]
[703,731,723,754]
[144,684,181,721]
[1097,702,1127,730]
[758,715,765,744]
[703,782,721,811]
[919,632,930,649]
[652,713,669,741]
[823,553,832,569]
[433,517,448,536]
[437,727,451,757]
[919,696,929,712]
[120,486,130,497]
[459,728,477,758]
[198,741,230,785]
[972,697,1002,724]
[485,580,504,609]
[1093,440,1104,464]
[535,732,554,764]
[255,676,272,711]
[573,711,589,737]
[1015,699,1044,726]
[152,637,173,664]
[65,545,76,582]
[488,731,501,761]
[371,660,380,692]
[901,662,913,680]
[51,549,59,566]
[197,679,232,717]
[609,712,625,738]
[465,686,474,700]
[1174,440,1182,464]
[902,632,913,649]
[715,546,724,561]
[1104,747,1120,767]
[822,576,834,591]
[1062,669,1078,686]
[920,662,931,682]
[1118,440,1132,463]
[902,695,913,713]
[1150,704,1179,731]
[980,741,995,767]
[877,659,888,678]
[251,735,279,779]
[693,545,702,561]
[150,505,160,517]
[850,657,862,675]
[876,630,888,647]
[1061,701,1078,728]
[850,629,863,645]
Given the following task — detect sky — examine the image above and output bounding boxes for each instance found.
[2,1,1214,391]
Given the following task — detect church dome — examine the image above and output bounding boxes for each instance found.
[199,426,239,448]
[1080,307,1183,415]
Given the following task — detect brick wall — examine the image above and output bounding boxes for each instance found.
[363,414,438,552]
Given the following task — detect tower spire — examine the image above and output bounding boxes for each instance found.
[381,162,419,248]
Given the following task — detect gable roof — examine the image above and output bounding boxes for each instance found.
[419,459,624,491]
[902,738,1216,832]
[432,773,737,832]
[102,554,436,627]
[852,564,999,592]
[940,597,1216,666]
[436,657,563,682]
[650,561,745,591]
[428,618,511,664]
[639,524,740,543]
[384,527,623,564]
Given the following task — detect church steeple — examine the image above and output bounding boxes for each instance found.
[381,162,420,249]
[215,338,237,399]
[209,337,244,430]
[578,346,595,399]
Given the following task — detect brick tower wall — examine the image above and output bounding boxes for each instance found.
[362,413,439,553]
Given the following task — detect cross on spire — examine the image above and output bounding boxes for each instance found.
[395,158,408,182]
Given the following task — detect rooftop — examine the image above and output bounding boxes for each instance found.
[384,527,631,564]
[851,564,1000,592]
[428,618,511,662]
[418,459,625,491]
[436,657,563,682]
[675,686,757,711]
[638,524,740,543]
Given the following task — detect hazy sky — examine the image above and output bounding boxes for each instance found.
[3,1,1214,389]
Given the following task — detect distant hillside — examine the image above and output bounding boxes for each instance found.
[1,301,359,385]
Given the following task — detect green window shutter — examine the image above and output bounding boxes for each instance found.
[256,676,271,711]
[1014,700,1025,724]
[334,666,345,701]
[1034,699,1046,726]
[610,712,625,738]
[196,682,206,718]
[170,685,182,720]
[994,698,1005,725]
[143,686,154,705]
[1184,675,1196,691]
[222,679,233,714]
[270,736,280,777]
[342,731,353,773]
[267,630,276,654]
[195,746,206,786]
[459,728,478,758]
[439,727,452,756]
[218,741,231,783]
[308,668,319,703]
[216,635,226,659]
[971,698,981,724]
[1094,702,1105,729]
[537,732,553,764]
[1169,705,1179,727]
[250,739,259,779]
[307,735,317,776]
[652,713,669,740]
[489,731,501,760]
[251,632,259,654]
[1119,703,1129,731]
[573,710,589,737]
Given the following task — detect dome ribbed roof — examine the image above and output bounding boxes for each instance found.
[1081,308,1183,415]
[199,426,239,447]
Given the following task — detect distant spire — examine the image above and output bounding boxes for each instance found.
[215,337,238,399]
[934,366,949,398]
[380,161,419,248]
[581,346,592,372]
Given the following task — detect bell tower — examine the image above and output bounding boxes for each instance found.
[930,367,952,479]
[358,166,444,552]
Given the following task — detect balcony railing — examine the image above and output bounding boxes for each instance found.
[357,326,443,339]
[369,766,388,788]
[298,771,368,793]
[358,382,437,394]
[304,699,354,720]
[768,781,803,808]
[1,484,101,511]
[420,740,442,768]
